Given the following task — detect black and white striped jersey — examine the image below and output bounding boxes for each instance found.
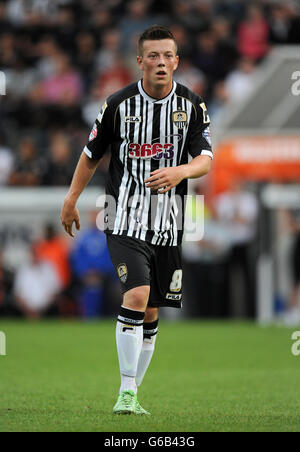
[84,80,213,246]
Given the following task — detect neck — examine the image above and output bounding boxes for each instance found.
[142,79,173,100]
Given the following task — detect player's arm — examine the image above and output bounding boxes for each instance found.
[181,154,212,179]
[61,100,112,237]
[145,155,211,194]
[145,99,213,194]
[61,152,100,237]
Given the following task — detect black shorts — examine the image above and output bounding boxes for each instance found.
[106,234,183,308]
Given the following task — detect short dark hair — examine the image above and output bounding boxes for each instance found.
[138,25,177,56]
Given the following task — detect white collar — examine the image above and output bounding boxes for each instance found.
[138,80,177,104]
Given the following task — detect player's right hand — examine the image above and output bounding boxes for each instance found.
[60,200,81,238]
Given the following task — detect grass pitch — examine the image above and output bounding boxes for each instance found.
[0,319,300,432]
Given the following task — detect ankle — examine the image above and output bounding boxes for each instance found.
[120,375,137,394]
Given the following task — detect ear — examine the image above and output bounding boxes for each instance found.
[137,55,143,71]
[174,55,179,71]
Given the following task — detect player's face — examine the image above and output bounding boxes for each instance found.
[137,39,179,92]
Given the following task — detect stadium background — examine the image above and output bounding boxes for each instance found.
[1,0,300,434]
[1,0,300,323]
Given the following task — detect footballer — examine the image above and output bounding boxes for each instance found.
[61,25,213,415]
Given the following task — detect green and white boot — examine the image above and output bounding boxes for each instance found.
[135,399,151,415]
[113,390,137,415]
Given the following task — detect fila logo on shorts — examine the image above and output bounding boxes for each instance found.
[166,293,182,301]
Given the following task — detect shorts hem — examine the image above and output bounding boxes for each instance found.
[148,301,183,309]
[121,282,151,295]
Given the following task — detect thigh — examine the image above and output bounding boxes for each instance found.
[148,245,183,309]
[106,234,151,294]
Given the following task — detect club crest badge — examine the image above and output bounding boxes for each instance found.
[117,263,128,283]
[172,111,187,129]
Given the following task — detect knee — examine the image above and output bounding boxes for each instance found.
[123,285,150,312]
[144,307,159,323]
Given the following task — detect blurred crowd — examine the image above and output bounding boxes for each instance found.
[0,212,122,319]
[1,0,300,188]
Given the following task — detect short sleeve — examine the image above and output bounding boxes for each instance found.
[188,101,213,160]
[83,101,114,160]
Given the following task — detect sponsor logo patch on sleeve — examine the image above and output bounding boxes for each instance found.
[89,123,98,142]
[202,126,211,146]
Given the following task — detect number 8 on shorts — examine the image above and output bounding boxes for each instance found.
[170,270,183,292]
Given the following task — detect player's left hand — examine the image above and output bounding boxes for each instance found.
[145,166,186,194]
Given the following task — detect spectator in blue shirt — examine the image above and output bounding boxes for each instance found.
[71,211,115,318]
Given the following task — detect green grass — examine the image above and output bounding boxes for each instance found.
[0,319,300,432]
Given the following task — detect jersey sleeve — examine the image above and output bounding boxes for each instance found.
[83,100,114,160]
[187,101,213,160]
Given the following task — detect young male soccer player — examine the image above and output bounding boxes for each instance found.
[61,25,213,415]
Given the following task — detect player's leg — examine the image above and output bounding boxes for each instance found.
[116,285,150,396]
[135,243,183,391]
[133,307,159,413]
[136,306,159,388]
[135,244,183,415]
[106,235,152,414]
[114,287,152,415]
[136,245,183,393]
[113,286,150,414]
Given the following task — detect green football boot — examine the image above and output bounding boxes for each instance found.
[135,399,151,416]
[113,390,137,415]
